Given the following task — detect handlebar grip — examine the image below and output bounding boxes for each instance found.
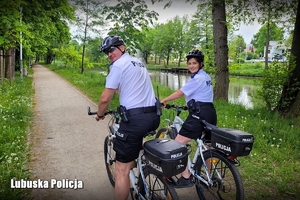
[87,106,97,115]
[165,104,171,109]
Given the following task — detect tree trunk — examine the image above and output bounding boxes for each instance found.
[178,53,182,67]
[1,49,4,86]
[5,48,13,86]
[212,0,229,101]
[167,49,171,65]
[277,1,300,118]
[144,51,148,64]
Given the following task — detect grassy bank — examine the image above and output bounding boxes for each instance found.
[146,60,266,77]
[46,64,300,200]
[0,74,34,199]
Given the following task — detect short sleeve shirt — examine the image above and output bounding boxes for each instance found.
[105,53,156,109]
[180,69,213,104]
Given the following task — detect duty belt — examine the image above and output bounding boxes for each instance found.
[127,106,156,116]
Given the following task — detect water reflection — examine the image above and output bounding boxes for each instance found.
[149,70,259,109]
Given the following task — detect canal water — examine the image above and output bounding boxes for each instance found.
[148,70,261,109]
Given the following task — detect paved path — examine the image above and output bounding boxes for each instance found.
[30,65,198,200]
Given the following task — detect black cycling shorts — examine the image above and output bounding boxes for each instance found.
[179,103,217,140]
[113,112,160,163]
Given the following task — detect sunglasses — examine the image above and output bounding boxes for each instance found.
[103,46,116,55]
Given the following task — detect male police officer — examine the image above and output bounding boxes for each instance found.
[95,36,160,200]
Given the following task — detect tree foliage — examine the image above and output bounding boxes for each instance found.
[0,0,75,83]
[70,0,107,73]
[0,0,25,50]
[102,0,158,53]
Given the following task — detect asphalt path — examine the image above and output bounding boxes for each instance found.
[29,65,198,200]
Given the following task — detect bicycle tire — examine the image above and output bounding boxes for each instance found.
[155,127,177,139]
[194,150,244,200]
[104,135,116,187]
[138,166,179,200]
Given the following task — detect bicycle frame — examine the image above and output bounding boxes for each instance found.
[187,137,222,187]
[162,105,221,187]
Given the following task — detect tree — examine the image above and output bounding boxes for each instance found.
[150,22,175,65]
[151,23,164,64]
[228,35,246,62]
[103,0,158,53]
[252,22,284,59]
[277,0,300,118]
[250,0,297,69]
[190,2,215,68]
[212,0,229,101]
[85,37,102,63]
[70,0,107,74]
[22,0,75,63]
[170,15,191,67]
[0,0,75,83]
[138,27,156,64]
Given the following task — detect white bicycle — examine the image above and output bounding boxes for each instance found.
[155,104,187,139]
[156,104,254,200]
[88,107,179,200]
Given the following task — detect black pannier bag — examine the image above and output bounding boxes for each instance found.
[210,127,254,156]
[143,138,189,177]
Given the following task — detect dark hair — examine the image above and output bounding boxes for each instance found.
[186,49,204,68]
[187,56,203,64]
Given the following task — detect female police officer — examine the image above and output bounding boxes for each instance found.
[161,49,217,188]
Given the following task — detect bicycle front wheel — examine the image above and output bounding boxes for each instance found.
[138,166,179,200]
[155,127,177,139]
[194,150,244,200]
[104,135,116,187]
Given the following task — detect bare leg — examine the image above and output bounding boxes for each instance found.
[175,134,191,179]
[114,161,132,200]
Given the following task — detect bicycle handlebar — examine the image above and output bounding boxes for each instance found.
[87,106,117,116]
[164,104,188,110]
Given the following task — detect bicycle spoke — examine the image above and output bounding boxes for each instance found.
[195,151,244,200]
[139,167,179,200]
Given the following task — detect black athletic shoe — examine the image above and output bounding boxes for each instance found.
[168,176,194,188]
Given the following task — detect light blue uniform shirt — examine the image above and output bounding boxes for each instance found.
[105,53,156,109]
[180,69,213,104]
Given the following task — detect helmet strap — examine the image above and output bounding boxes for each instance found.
[116,46,125,55]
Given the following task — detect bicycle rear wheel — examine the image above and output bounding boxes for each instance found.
[194,150,244,200]
[138,166,179,200]
[155,127,177,139]
[104,135,116,187]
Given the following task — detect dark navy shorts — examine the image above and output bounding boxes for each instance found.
[179,103,217,140]
[113,112,160,163]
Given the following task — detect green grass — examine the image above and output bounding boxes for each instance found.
[0,73,34,200]
[1,63,299,199]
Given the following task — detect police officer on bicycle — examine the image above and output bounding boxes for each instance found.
[95,35,160,200]
[161,49,217,188]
